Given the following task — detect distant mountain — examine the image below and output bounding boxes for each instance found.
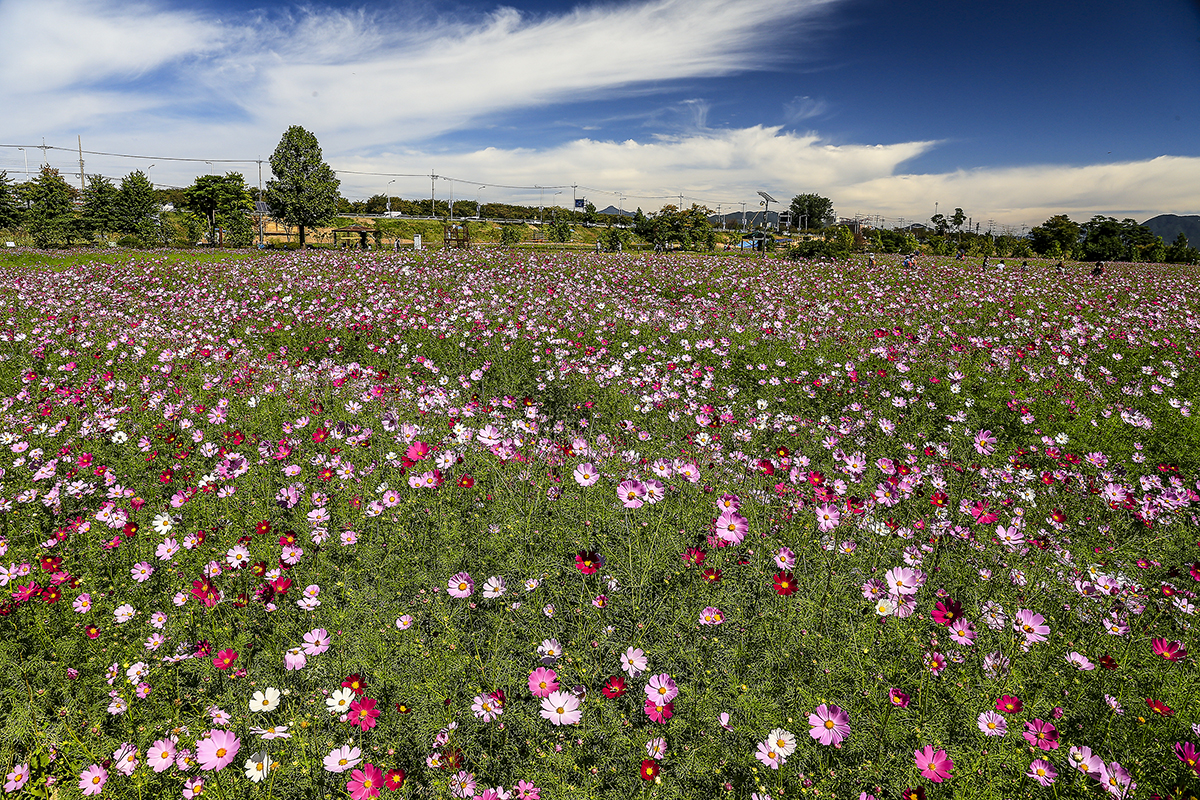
[596,206,635,218]
[1141,214,1200,245]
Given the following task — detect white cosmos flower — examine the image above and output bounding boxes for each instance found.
[250,687,281,713]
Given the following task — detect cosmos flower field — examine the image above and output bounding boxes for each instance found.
[0,248,1197,800]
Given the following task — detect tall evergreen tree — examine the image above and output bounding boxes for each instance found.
[25,167,78,247]
[80,175,120,241]
[264,126,340,248]
[116,170,158,235]
[0,171,22,231]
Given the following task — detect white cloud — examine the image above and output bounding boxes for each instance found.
[334,130,1200,227]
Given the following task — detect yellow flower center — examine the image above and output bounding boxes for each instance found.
[215,748,226,758]
[824,720,834,729]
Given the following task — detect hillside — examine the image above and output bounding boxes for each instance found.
[1141,214,1200,245]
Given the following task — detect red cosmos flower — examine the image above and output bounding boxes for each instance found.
[457,473,474,488]
[122,522,139,539]
[213,649,238,670]
[85,624,101,639]
[682,547,706,566]
[440,748,462,769]
[39,556,61,573]
[640,759,660,781]
[269,577,292,595]
[807,471,824,486]
[774,571,797,596]
[251,561,267,578]
[349,696,381,731]
[758,459,775,476]
[996,695,1023,714]
[42,586,61,604]
[1190,562,1200,581]
[256,520,271,536]
[575,551,602,575]
[930,491,948,508]
[1147,698,1175,717]
[342,673,367,696]
[489,689,506,709]
[384,769,405,791]
[702,568,722,585]
[394,703,411,715]
[931,598,963,626]
[1099,654,1118,671]
[775,446,790,459]
[1152,638,1187,662]
[312,427,329,444]
[602,676,627,698]
[900,788,926,800]
[319,468,335,482]
[845,497,866,515]
[1050,508,1067,524]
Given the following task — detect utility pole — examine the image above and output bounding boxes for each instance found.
[678,191,683,209]
[258,160,264,248]
[77,136,85,192]
[430,171,437,217]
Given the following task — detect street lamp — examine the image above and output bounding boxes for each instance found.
[17,147,27,176]
[535,185,544,223]
[148,164,155,187]
[618,193,625,218]
[205,161,214,175]
[476,186,485,219]
[740,202,747,230]
[386,179,396,216]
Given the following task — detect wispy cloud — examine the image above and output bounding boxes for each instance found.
[783,95,828,123]
[1,0,842,151]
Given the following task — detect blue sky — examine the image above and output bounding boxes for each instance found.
[1,0,1198,227]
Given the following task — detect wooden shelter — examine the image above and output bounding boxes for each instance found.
[443,223,471,249]
[332,225,377,250]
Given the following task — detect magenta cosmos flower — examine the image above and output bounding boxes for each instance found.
[1152,638,1187,662]
[914,746,953,782]
[447,572,474,598]
[197,729,241,771]
[528,667,558,698]
[808,704,850,746]
[347,763,384,800]
[1023,719,1059,751]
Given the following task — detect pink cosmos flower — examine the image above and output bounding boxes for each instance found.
[130,561,154,583]
[573,463,600,487]
[303,628,331,656]
[540,690,582,725]
[645,673,678,704]
[284,646,307,671]
[1066,651,1095,670]
[714,510,748,544]
[1067,745,1104,778]
[1099,761,1135,797]
[514,779,542,799]
[808,704,850,746]
[914,746,953,782]
[815,503,841,532]
[447,572,474,598]
[977,710,1006,737]
[973,429,997,455]
[78,764,107,796]
[884,566,924,596]
[196,729,241,771]
[1023,719,1059,751]
[347,762,384,800]
[324,745,362,773]
[1013,609,1049,644]
[1026,758,1057,787]
[4,763,29,794]
[617,480,646,508]
[755,740,785,769]
[699,606,724,625]
[528,667,559,698]
[947,619,976,646]
[147,739,176,773]
[888,688,910,708]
